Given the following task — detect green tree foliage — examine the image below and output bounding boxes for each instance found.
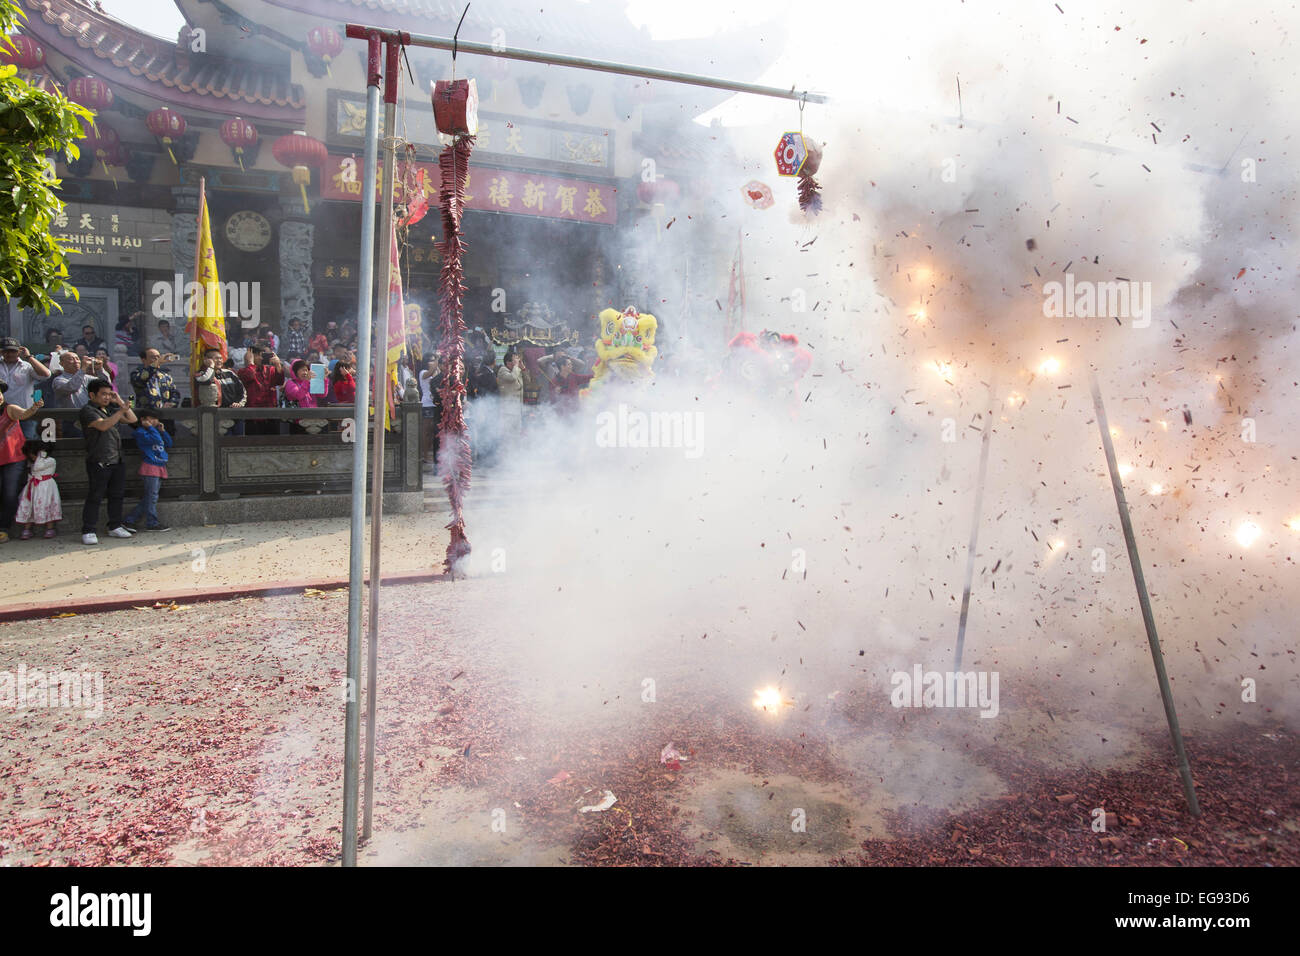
[0,0,92,313]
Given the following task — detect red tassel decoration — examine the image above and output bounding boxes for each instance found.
[436,134,476,573]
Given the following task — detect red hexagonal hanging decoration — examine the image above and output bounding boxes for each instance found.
[774,131,806,177]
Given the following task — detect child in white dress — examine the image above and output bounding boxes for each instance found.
[16,440,62,539]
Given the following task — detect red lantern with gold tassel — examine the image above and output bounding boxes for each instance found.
[272,131,326,214]
[83,122,122,185]
[146,107,186,165]
[306,26,343,77]
[220,116,258,171]
[67,75,113,113]
[0,34,44,73]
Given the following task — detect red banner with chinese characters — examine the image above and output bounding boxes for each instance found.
[321,154,617,225]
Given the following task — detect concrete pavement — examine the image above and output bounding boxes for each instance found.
[0,511,450,613]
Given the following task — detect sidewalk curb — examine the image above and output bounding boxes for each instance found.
[0,569,448,624]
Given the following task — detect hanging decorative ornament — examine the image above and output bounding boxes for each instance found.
[636,178,679,205]
[67,75,113,114]
[773,95,824,215]
[272,130,326,214]
[220,116,259,171]
[399,159,429,228]
[0,34,45,73]
[741,180,774,209]
[83,122,121,185]
[431,78,479,136]
[305,26,343,77]
[145,107,187,165]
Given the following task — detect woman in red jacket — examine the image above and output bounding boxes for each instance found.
[330,359,357,406]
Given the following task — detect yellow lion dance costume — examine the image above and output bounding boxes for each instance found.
[582,306,657,396]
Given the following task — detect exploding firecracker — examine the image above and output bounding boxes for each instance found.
[436,133,476,573]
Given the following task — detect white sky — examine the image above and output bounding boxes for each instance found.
[97,0,771,43]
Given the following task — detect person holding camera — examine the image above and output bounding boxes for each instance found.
[77,379,138,545]
[237,347,285,435]
[0,337,52,439]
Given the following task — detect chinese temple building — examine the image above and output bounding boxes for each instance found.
[4,0,772,360]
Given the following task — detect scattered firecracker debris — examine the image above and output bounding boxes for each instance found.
[2,587,1295,868]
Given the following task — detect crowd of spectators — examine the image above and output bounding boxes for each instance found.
[1,312,609,542]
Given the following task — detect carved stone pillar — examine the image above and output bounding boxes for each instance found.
[170,186,200,293]
[279,202,315,338]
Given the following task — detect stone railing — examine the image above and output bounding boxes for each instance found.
[34,402,422,506]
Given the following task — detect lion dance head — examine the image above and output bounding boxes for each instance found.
[584,306,658,396]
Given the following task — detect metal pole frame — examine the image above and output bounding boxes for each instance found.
[952,386,995,670]
[345,27,827,106]
[338,21,828,865]
[1090,371,1200,816]
[343,30,383,868]
[363,40,401,843]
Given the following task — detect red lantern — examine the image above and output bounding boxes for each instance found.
[0,34,44,72]
[272,131,327,214]
[82,123,123,184]
[636,178,679,205]
[220,116,259,171]
[306,26,343,75]
[146,107,187,165]
[67,75,113,112]
[431,78,479,136]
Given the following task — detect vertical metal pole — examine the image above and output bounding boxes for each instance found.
[1090,371,1200,815]
[362,38,401,843]
[343,31,383,868]
[953,387,994,670]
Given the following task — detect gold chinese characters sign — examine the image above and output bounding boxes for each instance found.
[321,156,618,226]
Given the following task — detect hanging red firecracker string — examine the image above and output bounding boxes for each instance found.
[797,138,824,215]
[431,73,479,573]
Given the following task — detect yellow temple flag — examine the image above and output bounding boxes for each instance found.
[186,179,226,381]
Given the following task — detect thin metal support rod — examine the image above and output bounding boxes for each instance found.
[1090,371,1200,816]
[953,389,994,670]
[363,43,401,843]
[362,104,397,842]
[344,24,827,105]
[343,32,383,869]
